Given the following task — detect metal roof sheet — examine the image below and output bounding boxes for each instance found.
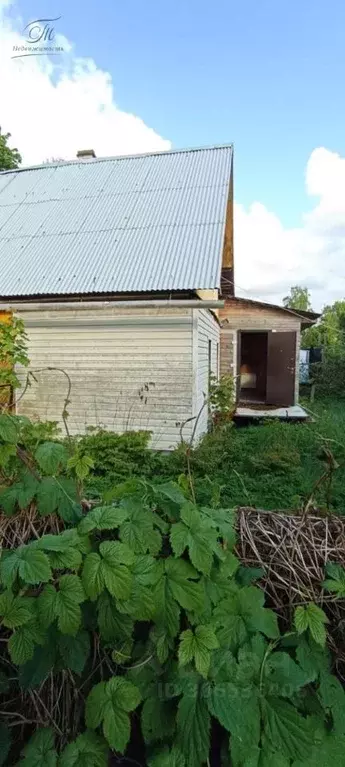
[0,145,233,297]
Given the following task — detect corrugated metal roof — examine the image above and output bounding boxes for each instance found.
[0,145,233,297]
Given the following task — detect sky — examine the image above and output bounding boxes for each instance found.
[1,0,345,310]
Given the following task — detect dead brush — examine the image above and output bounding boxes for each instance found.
[236,507,345,678]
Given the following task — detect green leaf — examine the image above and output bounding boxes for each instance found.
[8,620,45,664]
[153,480,188,506]
[148,746,186,767]
[214,586,279,651]
[0,413,19,442]
[20,727,57,766]
[0,442,16,467]
[209,682,260,748]
[97,591,134,643]
[86,677,141,753]
[176,680,210,767]
[36,533,73,552]
[36,477,61,515]
[178,625,219,677]
[294,603,329,646]
[119,498,162,555]
[49,547,82,571]
[59,731,108,767]
[0,590,34,628]
[295,636,330,681]
[170,502,221,575]
[265,652,311,698]
[18,547,52,585]
[56,477,82,523]
[153,558,203,638]
[56,574,85,635]
[0,484,19,515]
[82,553,104,601]
[262,696,315,761]
[323,562,345,597]
[292,734,345,767]
[117,554,159,621]
[82,542,133,602]
[0,723,11,767]
[319,670,345,733]
[99,540,133,599]
[68,453,94,479]
[16,472,39,509]
[37,584,58,629]
[85,681,108,729]
[35,441,67,474]
[1,545,52,587]
[141,696,175,745]
[78,505,128,534]
[165,558,204,612]
[58,630,90,675]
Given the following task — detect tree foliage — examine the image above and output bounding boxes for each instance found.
[0,129,21,171]
[0,416,344,764]
[283,286,313,312]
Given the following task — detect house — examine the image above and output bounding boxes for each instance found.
[219,297,318,417]
[0,144,317,447]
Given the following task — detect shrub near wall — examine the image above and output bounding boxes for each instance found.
[0,416,345,765]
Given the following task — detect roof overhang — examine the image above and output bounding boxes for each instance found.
[220,297,320,329]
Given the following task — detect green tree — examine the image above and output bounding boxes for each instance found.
[283,286,313,312]
[0,129,21,171]
[302,300,345,350]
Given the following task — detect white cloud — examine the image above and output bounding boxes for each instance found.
[0,2,170,164]
[235,147,345,310]
[0,4,344,311]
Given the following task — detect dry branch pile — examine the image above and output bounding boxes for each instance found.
[237,507,345,675]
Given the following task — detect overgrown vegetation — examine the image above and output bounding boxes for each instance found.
[1,308,345,764]
[1,413,345,765]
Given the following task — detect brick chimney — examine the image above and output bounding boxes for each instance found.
[76,149,96,160]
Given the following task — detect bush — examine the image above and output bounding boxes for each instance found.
[1,416,345,764]
[78,429,152,477]
[311,354,345,398]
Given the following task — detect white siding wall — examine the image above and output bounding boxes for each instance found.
[16,307,195,450]
[193,309,220,442]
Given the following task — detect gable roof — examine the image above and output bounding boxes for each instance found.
[0,145,233,298]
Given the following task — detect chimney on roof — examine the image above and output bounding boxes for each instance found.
[76,149,96,160]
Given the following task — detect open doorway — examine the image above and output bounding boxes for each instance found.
[239,331,268,404]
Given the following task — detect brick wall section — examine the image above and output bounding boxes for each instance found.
[220,331,234,377]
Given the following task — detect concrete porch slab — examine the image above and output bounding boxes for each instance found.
[234,404,309,421]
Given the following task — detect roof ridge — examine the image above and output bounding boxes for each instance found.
[0,143,233,176]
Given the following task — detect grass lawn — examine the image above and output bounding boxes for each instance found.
[83,398,345,513]
[181,398,345,512]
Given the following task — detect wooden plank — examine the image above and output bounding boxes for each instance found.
[266,331,296,406]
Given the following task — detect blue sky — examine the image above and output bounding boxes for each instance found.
[1,0,345,307]
[10,0,345,227]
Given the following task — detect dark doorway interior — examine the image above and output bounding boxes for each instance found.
[240,332,268,403]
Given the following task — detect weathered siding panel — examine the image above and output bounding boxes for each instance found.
[16,307,194,450]
[194,310,220,441]
[220,301,301,405]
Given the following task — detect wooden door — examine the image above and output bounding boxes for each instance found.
[266,331,296,406]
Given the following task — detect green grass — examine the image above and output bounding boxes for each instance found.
[183,399,345,511]
[85,399,345,513]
